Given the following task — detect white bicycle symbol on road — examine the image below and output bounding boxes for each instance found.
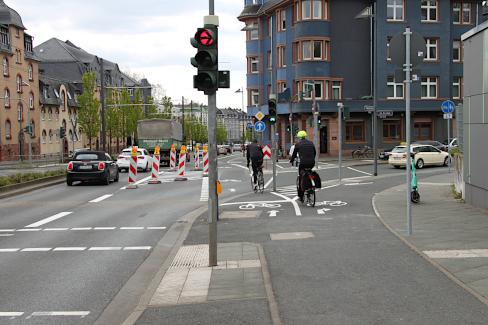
[239,203,281,210]
[315,201,347,207]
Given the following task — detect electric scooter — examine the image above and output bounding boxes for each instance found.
[411,153,420,203]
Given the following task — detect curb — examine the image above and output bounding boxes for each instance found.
[0,174,66,199]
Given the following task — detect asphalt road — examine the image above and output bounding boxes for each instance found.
[3,153,484,324]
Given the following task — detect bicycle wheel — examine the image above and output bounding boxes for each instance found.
[366,150,374,158]
[307,188,316,207]
[352,150,360,158]
[258,172,264,193]
[251,174,258,193]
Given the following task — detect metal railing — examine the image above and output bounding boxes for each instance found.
[0,153,66,168]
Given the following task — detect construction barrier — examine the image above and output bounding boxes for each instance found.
[148,146,161,184]
[203,145,209,177]
[169,144,176,172]
[126,147,138,189]
[174,145,188,181]
[262,145,272,159]
[192,145,201,171]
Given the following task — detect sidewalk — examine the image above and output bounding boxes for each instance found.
[373,172,488,305]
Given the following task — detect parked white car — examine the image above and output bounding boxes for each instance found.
[116,148,152,172]
[389,144,450,169]
[443,138,458,151]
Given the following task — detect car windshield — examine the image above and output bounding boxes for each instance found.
[391,147,407,153]
[74,153,103,160]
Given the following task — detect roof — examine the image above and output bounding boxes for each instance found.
[38,74,81,107]
[238,0,288,19]
[0,0,25,29]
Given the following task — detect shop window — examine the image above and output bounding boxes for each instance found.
[383,119,401,140]
[414,123,432,140]
[346,120,365,142]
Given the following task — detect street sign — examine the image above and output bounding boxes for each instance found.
[289,115,291,122]
[441,100,455,114]
[364,105,375,112]
[246,122,252,129]
[377,110,393,118]
[275,132,279,142]
[255,121,265,132]
[255,111,265,121]
[389,30,426,68]
[444,113,453,119]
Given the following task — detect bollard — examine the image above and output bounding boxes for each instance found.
[168,144,177,172]
[203,145,209,177]
[174,145,188,181]
[126,147,138,189]
[148,146,162,184]
[192,145,201,171]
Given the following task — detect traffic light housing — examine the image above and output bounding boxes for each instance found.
[317,115,322,125]
[299,91,305,102]
[191,24,218,95]
[343,106,350,120]
[60,126,66,138]
[23,125,32,135]
[268,98,277,124]
[286,125,290,132]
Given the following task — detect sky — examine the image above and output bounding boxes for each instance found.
[10,0,248,110]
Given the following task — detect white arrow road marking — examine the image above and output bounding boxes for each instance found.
[26,212,72,228]
[317,208,331,215]
[89,194,113,203]
[267,210,279,217]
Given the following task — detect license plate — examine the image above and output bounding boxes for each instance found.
[125,158,128,160]
[394,157,401,160]
[79,165,92,169]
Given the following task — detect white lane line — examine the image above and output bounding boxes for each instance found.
[276,164,284,169]
[53,247,87,251]
[43,228,69,231]
[94,227,116,230]
[271,191,302,217]
[71,227,93,231]
[31,311,90,317]
[0,234,14,237]
[0,312,24,317]
[347,167,372,176]
[0,229,15,232]
[231,164,249,170]
[120,175,152,189]
[264,177,273,189]
[120,227,144,230]
[89,194,113,203]
[10,227,167,232]
[147,227,167,230]
[0,248,19,252]
[89,247,122,251]
[26,212,72,228]
[16,229,41,232]
[21,248,52,252]
[200,177,209,202]
[124,246,152,250]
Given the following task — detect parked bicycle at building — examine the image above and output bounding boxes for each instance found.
[351,145,374,158]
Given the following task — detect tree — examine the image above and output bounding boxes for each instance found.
[105,88,121,153]
[217,120,227,143]
[77,72,101,150]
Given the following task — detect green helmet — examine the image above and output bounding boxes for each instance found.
[297,131,307,138]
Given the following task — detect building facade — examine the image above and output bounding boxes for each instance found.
[239,0,483,156]
[0,0,40,161]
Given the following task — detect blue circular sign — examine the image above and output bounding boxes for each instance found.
[246,122,252,129]
[254,121,265,132]
[441,100,455,114]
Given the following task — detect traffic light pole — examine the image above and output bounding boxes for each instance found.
[313,98,318,170]
[208,93,218,267]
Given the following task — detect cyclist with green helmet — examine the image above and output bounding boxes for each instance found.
[289,130,316,203]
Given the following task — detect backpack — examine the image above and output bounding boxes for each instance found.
[299,170,312,191]
[310,171,321,188]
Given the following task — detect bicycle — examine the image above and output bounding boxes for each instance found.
[250,165,264,193]
[296,168,316,207]
[351,145,374,158]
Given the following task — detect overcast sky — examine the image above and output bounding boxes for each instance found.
[10,0,248,110]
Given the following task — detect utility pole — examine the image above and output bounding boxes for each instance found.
[182,96,185,141]
[100,58,106,152]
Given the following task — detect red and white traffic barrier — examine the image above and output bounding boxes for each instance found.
[174,146,188,181]
[148,147,161,184]
[262,145,272,160]
[126,148,138,189]
[169,145,176,172]
[191,145,201,171]
[203,146,209,177]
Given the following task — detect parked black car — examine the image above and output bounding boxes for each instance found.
[67,151,119,186]
[378,148,393,160]
[411,140,448,151]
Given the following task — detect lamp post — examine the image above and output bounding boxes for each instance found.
[235,87,246,156]
[1,80,32,165]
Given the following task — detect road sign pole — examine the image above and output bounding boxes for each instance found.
[405,27,412,236]
[448,117,450,173]
[272,124,276,192]
[338,103,343,180]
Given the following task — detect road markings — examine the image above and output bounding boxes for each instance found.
[347,167,372,175]
[31,311,90,317]
[264,177,273,188]
[21,248,51,252]
[231,164,249,170]
[267,210,279,217]
[43,228,69,231]
[2,227,166,232]
[54,247,87,251]
[124,246,152,250]
[317,208,331,214]
[276,164,283,169]
[89,194,113,203]
[229,189,236,192]
[200,177,209,201]
[0,246,154,252]
[0,248,19,252]
[344,182,373,186]
[94,227,116,230]
[16,228,41,232]
[271,191,302,217]
[0,312,23,317]
[26,212,72,228]
[89,247,122,251]
[120,227,144,230]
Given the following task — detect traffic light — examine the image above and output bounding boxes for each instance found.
[268,98,277,124]
[317,115,322,125]
[286,125,290,132]
[191,24,218,95]
[292,123,298,135]
[299,91,305,102]
[343,106,350,120]
[60,126,66,138]
[23,126,32,135]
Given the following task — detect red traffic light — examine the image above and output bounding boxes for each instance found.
[195,29,215,46]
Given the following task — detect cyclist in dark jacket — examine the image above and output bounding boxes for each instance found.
[246,139,264,188]
[289,131,316,202]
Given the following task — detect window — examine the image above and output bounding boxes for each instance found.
[346,120,365,142]
[302,0,311,19]
[56,131,60,143]
[17,103,22,121]
[42,130,46,144]
[41,107,45,120]
[267,51,272,69]
[43,87,48,98]
[61,90,65,110]
[297,0,326,21]
[68,109,72,122]
[15,28,19,37]
[250,29,259,40]
[28,64,33,80]
[4,89,9,107]
[453,2,471,24]
[3,57,8,76]
[48,108,52,120]
[453,40,461,62]
[332,81,341,100]
[280,10,286,31]
[387,0,404,21]
[425,38,438,60]
[49,130,52,143]
[55,108,59,121]
[17,75,22,93]
[5,120,11,138]
[0,27,8,45]
[387,38,392,60]
[16,49,21,63]
[250,57,259,73]
[421,1,438,22]
[421,77,438,98]
[313,40,322,59]
[414,123,432,140]
[387,77,404,99]
[69,130,73,142]
[251,89,259,106]
[313,0,322,19]
[67,92,72,100]
[453,77,462,99]
[278,45,286,68]
[29,92,34,108]
[302,41,311,60]
[383,119,401,140]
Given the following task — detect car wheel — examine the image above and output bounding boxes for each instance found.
[416,158,424,169]
[104,172,110,185]
[67,180,73,186]
[443,156,450,166]
[114,170,119,182]
[144,162,149,172]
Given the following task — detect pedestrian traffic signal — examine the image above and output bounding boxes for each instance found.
[23,125,32,135]
[191,24,218,95]
[299,91,305,102]
[286,125,290,132]
[317,115,322,124]
[343,106,350,120]
[60,126,66,138]
[268,98,277,124]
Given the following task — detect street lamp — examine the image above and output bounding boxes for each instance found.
[0,80,32,165]
[235,87,246,157]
